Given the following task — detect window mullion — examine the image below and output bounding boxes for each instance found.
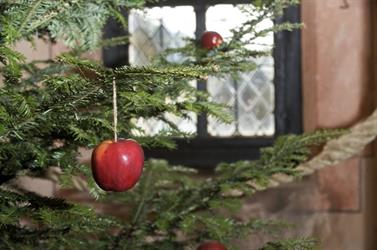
[233,79,240,135]
[194,4,209,137]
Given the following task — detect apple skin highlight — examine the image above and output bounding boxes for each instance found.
[200,31,223,50]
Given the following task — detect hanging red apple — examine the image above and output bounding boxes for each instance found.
[197,241,227,250]
[200,31,223,50]
[91,139,144,192]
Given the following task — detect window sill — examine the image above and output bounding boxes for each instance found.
[145,137,274,168]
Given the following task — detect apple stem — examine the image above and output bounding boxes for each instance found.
[113,76,118,142]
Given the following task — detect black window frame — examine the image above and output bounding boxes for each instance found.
[103,0,302,169]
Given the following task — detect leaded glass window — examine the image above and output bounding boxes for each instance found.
[129,4,275,138]
[129,6,197,135]
[103,1,301,167]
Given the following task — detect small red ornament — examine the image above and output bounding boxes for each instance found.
[91,139,144,192]
[197,241,227,250]
[200,31,223,50]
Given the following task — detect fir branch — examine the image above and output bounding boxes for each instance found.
[18,0,43,35]
[99,35,129,48]
[140,130,344,245]
[114,65,213,80]
[112,167,154,250]
[260,237,319,250]
[59,54,214,80]
[155,0,301,77]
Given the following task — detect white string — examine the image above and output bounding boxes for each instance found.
[113,77,118,142]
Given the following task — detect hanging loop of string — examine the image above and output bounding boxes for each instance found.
[113,76,118,142]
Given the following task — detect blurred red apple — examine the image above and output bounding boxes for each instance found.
[200,31,223,50]
[197,241,227,250]
[91,139,144,192]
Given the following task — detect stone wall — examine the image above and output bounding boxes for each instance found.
[237,0,376,249]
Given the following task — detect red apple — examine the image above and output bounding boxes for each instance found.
[91,139,144,192]
[200,31,223,50]
[197,241,227,250]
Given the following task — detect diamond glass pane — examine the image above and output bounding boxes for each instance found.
[206,5,274,137]
[129,7,196,135]
[207,76,236,137]
[238,57,274,136]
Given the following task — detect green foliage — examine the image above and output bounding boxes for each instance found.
[260,237,319,250]
[0,188,119,249]
[0,45,25,84]
[95,131,340,250]
[156,0,301,78]
[0,0,333,249]
[1,0,145,50]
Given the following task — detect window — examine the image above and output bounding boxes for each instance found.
[103,1,302,168]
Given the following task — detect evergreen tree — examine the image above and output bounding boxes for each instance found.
[0,0,341,249]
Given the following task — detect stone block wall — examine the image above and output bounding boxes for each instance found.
[237,1,376,249]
